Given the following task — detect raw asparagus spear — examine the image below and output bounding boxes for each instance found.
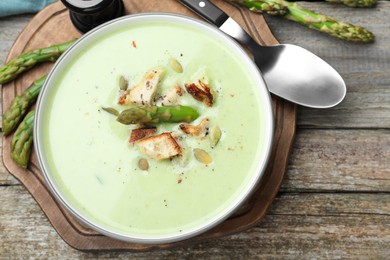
[11,110,35,169]
[228,0,374,42]
[117,106,200,125]
[330,0,376,7]
[0,39,77,84]
[2,74,46,136]
[289,0,376,7]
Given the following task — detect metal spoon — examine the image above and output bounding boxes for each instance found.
[178,0,346,108]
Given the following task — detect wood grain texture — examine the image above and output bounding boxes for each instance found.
[2,186,390,259]
[283,129,390,192]
[0,0,296,252]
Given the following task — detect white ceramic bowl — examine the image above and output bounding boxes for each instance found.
[34,13,274,244]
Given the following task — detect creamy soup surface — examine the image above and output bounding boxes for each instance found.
[41,21,270,238]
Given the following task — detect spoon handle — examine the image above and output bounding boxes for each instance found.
[178,0,258,48]
[177,0,228,27]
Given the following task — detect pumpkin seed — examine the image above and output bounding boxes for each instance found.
[193,148,212,165]
[169,58,183,73]
[209,125,222,147]
[119,75,128,90]
[138,158,149,171]
[102,107,119,116]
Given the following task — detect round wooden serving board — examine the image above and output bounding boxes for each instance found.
[2,0,296,251]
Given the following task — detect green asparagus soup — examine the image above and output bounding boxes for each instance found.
[38,17,272,240]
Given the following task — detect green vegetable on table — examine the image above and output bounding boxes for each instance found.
[116,105,200,125]
[0,39,77,85]
[2,74,46,136]
[322,0,376,7]
[11,110,35,169]
[228,0,374,42]
[289,0,376,8]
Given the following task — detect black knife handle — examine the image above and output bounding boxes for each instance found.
[177,0,228,27]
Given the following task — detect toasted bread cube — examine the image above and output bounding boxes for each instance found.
[136,133,181,160]
[119,67,164,106]
[129,128,157,143]
[179,118,209,137]
[155,84,185,106]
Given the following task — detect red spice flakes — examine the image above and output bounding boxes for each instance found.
[132,40,137,48]
[230,93,235,97]
[118,93,126,104]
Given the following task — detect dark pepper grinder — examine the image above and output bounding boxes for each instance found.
[61,0,125,33]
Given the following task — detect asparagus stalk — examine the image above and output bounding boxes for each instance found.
[11,110,35,169]
[116,106,200,125]
[330,0,376,7]
[0,39,77,84]
[2,74,46,136]
[229,0,374,42]
[289,0,376,7]
[329,0,376,7]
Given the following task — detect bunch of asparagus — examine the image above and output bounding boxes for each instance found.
[1,40,77,168]
[227,0,375,42]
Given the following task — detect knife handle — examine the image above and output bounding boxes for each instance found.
[177,0,228,27]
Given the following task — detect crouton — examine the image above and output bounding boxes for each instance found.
[119,67,164,106]
[136,132,181,160]
[184,80,215,107]
[155,84,185,106]
[129,128,157,143]
[179,118,210,137]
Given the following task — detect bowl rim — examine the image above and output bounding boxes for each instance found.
[34,12,275,244]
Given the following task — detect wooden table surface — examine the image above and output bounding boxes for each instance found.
[1,1,390,258]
